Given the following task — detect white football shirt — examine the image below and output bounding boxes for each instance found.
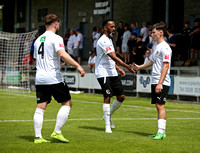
[150,41,172,86]
[95,34,118,78]
[34,31,64,85]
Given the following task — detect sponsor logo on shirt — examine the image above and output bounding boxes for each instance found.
[106,46,111,52]
[164,54,169,60]
[40,36,46,42]
[59,43,64,48]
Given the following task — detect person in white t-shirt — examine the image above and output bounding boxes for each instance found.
[67,30,76,57]
[33,14,85,144]
[140,22,149,42]
[95,19,135,133]
[74,29,83,64]
[93,27,101,54]
[134,22,171,140]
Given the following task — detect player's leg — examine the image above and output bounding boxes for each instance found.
[51,81,71,142]
[103,97,112,133]
[110,76,125,128]
[151,84,169,140]
[33,85,51,143]
[97,77,112,133]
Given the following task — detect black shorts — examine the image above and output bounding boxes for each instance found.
[97,76,124,98]
[35,81,71,104]
[151,84,169,104]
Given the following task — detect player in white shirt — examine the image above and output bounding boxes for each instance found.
[95,19,135,133]
[134,22,171,140]
[33,14,85,144]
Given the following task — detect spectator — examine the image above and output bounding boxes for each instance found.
[182,21,192,65]
[130,47,138,65]
[67,30,76,58]
[135,35,146,65]
[189,18,200,66]
[128,32,137,52]
[116,21,124,47]
[143,49,152,74]
[121,23,131,63]
[140,22,149,42]
[130,22,140,35]
[144,29,153,46]
[116,46,124,62]
[74,29,84,64]
[63,29,70,49]
[88,51,96,73]
[93,27,101,54]
[167,28,176,66]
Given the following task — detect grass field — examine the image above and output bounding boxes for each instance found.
[0,91,200,153]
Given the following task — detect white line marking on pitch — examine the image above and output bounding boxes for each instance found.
[1,93,200,114]
[0,118,200,123]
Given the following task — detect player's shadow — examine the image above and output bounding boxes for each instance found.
[18,135,34,142]
[125,131,151,137]
[79,126,104,132]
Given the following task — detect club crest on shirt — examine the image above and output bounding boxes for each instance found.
[106,89,111,94]
[156,51,159,55]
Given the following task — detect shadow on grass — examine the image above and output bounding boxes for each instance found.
[18,135,34,142]
[125,131,151,137]
[79,126,104,132]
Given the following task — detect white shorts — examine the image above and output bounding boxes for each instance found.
[121,44,129,53]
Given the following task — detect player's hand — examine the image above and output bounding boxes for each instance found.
[118,68,126,77]
[127,64,135,74]
[133,64,140,72]
[155,83,162,93]
[77,66,85,77]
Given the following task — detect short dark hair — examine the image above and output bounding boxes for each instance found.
[185,21,190,25]
[152,22,167,34]
[102,19,114,28]
[44,14,60,26]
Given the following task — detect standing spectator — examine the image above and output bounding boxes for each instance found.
[140,22,149,42]
[167,28,176,66]
[75,29,84,64]
[67,30,76,57]
[144,29,153,46]
[135,35,145,65]
[63,29,70,49]
[182,21,192,65]
[116,21,124,47]
[121,23,131,63]
[93,27,101,54]
[130,22,140,35]
[128,32,137,52]
[189,18,200,66]
[33,14,85,144]
[88,51,96,73]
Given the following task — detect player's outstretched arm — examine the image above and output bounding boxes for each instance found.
[57,49,85,77]
[133,60,153,72]
[108,52,135,74]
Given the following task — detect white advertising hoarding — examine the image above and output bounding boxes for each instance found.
[136,74,152,93]
[174,76,200,96]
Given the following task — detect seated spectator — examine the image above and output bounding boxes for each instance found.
[116,46,124,62]
[88,51,96,73]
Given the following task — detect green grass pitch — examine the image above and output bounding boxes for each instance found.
[0,91,200,153]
